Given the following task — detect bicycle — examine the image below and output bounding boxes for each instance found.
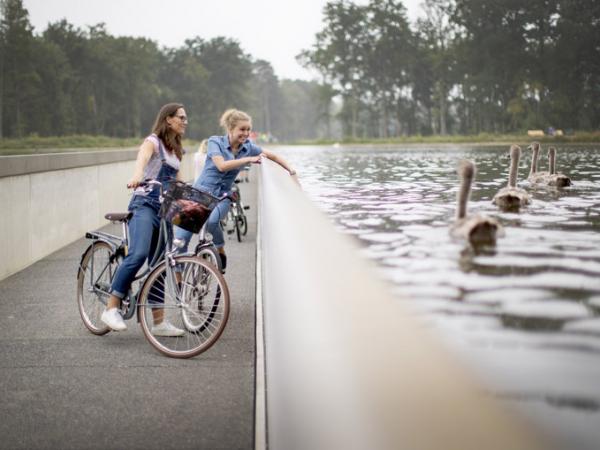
[76,180,230,359]
[221,180,249,242]
[193,221,224,273]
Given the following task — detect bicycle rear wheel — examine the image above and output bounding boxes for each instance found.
[237,203,248,237]
[196,244,222,273]
[138,256,230,359]
[77,241,118,335]
[235,210,242,242]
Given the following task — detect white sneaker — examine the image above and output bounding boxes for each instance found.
[152,321,185,337]
[101,308,127,331]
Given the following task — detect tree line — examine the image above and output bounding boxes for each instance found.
[1,0,598,143]
[300,0,600,138]
[0,0,327,142]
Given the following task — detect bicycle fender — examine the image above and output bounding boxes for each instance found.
[77,239,117,278]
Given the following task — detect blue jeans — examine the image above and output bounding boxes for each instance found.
[110,196,160,299]
[174,199,230,251]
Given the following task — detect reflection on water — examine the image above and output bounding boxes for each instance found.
[276,144,600,449]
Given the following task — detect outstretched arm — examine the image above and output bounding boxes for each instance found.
[211,154,262,172]
[261,148,297,178]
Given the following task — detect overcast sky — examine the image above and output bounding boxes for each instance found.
[23,0,423,81]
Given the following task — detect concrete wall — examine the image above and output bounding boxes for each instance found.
[0,149,195,281]
[258,159,548,450]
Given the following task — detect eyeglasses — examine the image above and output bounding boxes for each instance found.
[175,115,188,123]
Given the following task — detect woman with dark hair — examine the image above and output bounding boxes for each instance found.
[175,108,297,270]
[101,103,188,336]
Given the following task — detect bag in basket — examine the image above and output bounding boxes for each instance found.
[161,182,219,233]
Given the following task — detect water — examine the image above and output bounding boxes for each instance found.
[275,144,600,449]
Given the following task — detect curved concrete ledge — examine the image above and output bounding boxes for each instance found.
[258,159,548,450]
[0,148,138,178]
[0,150,195,280]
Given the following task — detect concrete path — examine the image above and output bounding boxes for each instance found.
[0,180,258,449]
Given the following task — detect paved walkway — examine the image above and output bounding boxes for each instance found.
[0,180,258,449]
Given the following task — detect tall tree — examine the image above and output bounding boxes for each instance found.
[453,0,530,132]
[550,0,600,129]
[249,59,280,134]
[197,37,253,134]
[299,0,369,137]
[0,0,37,137]
[416,0,458,135]
[364,0,416,137]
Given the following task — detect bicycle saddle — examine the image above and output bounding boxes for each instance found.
[104,212,133,222]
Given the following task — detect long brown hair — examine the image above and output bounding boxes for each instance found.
[151,103,184,160]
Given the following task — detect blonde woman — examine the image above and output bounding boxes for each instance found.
[174,108,297,270]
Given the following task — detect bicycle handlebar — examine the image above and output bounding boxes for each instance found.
[136,178,237,203]
[136,179,162,189]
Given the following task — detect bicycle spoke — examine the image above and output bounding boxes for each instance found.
[77,241,117,335]
[138,256,230,358]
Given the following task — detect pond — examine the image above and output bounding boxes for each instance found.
[275,143,600,450]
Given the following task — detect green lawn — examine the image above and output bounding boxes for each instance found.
[0,135,201,155]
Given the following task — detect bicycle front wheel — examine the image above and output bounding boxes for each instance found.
[138,256,230,359]
[77,241,117,335]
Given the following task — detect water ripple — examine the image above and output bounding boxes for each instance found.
[276,144,600,446]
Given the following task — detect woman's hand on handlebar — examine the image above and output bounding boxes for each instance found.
[127,178,143,189]
[128,178,162,189]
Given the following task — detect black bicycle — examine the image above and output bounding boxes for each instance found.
[221,180,249,242]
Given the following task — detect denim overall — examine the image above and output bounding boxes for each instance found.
[110,140,178,299]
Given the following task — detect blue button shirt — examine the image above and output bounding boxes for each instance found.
[194,134,262,196]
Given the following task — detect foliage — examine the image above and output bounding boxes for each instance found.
[0,0,598,145]
[301,0,600,138]
[0,0,323,144]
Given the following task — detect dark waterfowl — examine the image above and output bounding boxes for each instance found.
[528,141,551,183]
[450,160,504,245]
[493,144,531,211]
[547,146,572,187]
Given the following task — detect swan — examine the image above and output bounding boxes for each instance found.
[527,141,550,183]
[450,160,504,245]
[492,144,531,210]
[547,146,572,187]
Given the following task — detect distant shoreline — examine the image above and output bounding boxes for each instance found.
[281,140,600,147]
[290,132,600,147]
[1,133,599,156]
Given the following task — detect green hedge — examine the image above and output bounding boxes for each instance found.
[0,135,201,155]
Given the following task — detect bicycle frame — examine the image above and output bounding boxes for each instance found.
[128,218,179,320]
[80,191,182,322]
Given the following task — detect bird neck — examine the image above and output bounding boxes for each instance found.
[549,152,556,174]
[509,149,519,187]
[529,148,539,175]
[457,174,472,219]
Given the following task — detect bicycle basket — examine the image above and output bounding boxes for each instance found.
[160,181,219,233]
